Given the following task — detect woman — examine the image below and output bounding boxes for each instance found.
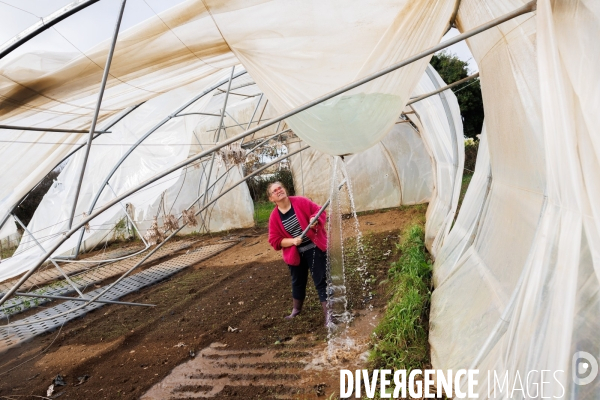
[267,181,329,325]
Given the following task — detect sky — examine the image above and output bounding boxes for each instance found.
[0,1,478,73]
[0,0,188,64]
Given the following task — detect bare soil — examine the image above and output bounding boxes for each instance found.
[0,206,425,399]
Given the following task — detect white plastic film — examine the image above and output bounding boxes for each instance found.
[408,65,464,257]
[0,70,254,281]
[0,0,238,225]
[430,1,600,398]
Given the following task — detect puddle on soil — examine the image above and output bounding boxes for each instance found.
[308,308,382,371]
[142,310,382,399]
[141,341,309,399]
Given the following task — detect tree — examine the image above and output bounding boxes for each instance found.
[430,51,484,139]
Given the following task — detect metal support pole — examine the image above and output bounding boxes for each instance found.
[187,128,293,221]
[407,72,479,105]
[247,94,264,130]
[224,110,249,131]
[299,180,347,240]
[0,125,110,134]
[0,146,309,329]
[175,112,221,118]
[73,70,248,257]
[14,292,154,307]
[0,0,102,60]
[12,214,86,298]
[202,67,236,211]
[0,2,537,309]
[0,102,144,241]
[202,66,236,230]
[67,0,127,230]
[1,146,309,327]
[199,67,236,228]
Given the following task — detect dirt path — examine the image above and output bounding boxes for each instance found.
[0,206,424,399]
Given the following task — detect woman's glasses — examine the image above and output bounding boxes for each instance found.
[270,186,284,195]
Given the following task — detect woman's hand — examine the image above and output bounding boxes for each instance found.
[309,215,319,230]
[281,237,303,247]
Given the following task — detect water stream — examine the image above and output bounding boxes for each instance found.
[325,156,371,360]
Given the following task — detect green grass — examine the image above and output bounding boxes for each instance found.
[457,173,473,214]
[1,246,16,259]
[254,201,274,227]
[369,223,432,372]
[451,173,473,229]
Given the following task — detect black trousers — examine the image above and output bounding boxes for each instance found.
[288,246,328,303]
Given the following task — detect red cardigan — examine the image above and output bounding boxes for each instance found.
[268,196,327,266]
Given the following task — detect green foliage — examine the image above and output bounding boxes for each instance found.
[0,245,17,259]
[246,169,295,202]
[464,137,479,174]
[254,201,274,227]
[113,217,128,240]
[430,51,484,139]
[452,174,474,230]
[370,224,432,372]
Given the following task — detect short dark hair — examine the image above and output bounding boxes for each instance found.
[266,181,287,198]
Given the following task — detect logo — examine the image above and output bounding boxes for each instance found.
[572,351,599,386]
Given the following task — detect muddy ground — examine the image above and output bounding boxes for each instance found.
[0,206,425,399]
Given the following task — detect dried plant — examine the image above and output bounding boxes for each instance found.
[182,208,198,227]
[219,142,246,166]
[81,212,91,233]
[163,214,179,232]
[145,217,165,245]
[191,160,202,170]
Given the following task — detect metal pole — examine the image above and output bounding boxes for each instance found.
[407,72,479,105]
[299,179,346,240]
[14,292,154,307]
[12,214,86,298]
[175,112,221,118]
[0,102,144,238]
[224,110,250,131]
[198,67,235,226]
[0,125,110,134]
[67,0,127,230]
[0,0,102,60]
[186,128,293,221]
[247,94,264,130]
[242,128,291,150]
[0,2,537,308]
[202,66,236,212]
[73,70,248,256]
[1,146,309,327]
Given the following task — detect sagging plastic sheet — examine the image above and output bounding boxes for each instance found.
[203,0,456,156]
[286,66,462,250]
[287,121,434,210]
[429,0,600,397]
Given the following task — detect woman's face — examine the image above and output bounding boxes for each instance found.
[268,184,287,202]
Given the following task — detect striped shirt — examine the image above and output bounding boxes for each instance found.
[279,206,316,253]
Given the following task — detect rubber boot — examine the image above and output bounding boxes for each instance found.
[285,298,303,319]
[321,301,331,327]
